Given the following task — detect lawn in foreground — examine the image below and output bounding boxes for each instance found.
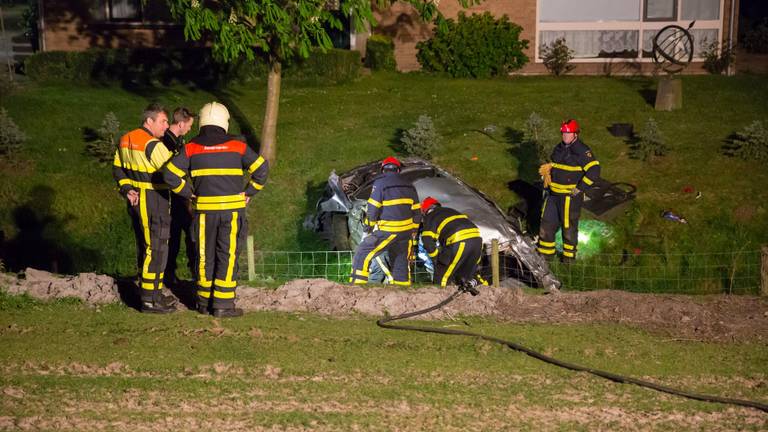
[0,295,765,430]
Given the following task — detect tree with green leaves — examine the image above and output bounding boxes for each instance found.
[165,0,481,166]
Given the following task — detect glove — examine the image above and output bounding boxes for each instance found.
[571,187,582,196]
[538,163,552,188]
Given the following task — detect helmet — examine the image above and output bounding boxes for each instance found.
[560,119,580,133]
[199,102,230,131]
[381,156,402,171]
[421,196,440,215]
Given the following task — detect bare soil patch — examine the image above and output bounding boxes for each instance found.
[3,269,768,343]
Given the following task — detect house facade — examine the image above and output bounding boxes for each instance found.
[37,0,739,75]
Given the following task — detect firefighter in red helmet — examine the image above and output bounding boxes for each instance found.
[537,119,601,262]
[350,156,420,286]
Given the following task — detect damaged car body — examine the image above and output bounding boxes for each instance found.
[305,158,561,291]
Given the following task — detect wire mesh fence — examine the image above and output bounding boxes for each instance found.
[238,241,765,295]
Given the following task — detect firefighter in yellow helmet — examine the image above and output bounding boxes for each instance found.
[163,102,268,318]
[112,103,177,313]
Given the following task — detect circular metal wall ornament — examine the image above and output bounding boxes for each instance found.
[652,22,695,75]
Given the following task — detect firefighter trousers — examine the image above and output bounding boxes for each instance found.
[350,230,413,286]
[538,192,583,260]
[434,237,483,287]
[166,193,195,281]
[191,209,247,310]
[127,189,171,303]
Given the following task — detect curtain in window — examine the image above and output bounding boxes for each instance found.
[682,0,719,20]
[540,0,640,22]
[110,0,140,20]
[540,30,639,58]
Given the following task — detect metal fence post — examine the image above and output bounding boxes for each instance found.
[247,235,255,281]
[761,245,768,297]
[491,239,500,288]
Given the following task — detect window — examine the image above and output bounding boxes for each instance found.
[644,0,677,21]
[541,30,639,58]
[108,0,140,21]
[682,0,720,21]
[540,0,640,22]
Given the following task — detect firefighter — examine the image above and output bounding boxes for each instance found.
[163,102,268,318]
[350,157,420,286]
[112,103,176,314]
[537,119,601,262]
[162,107,196,286]
[419,197,486,290]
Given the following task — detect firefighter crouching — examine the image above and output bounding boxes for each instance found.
[163,102,268,318]
[112,103,177,314]
[537,119,600,262]
[420,197,487,291]
[350,157,420,286]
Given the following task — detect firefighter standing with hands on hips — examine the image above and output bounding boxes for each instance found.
[537,119,600,263]
[163,102,268,318]
[350,157,420,286]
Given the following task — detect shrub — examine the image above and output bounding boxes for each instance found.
[287,48,361,84]
[541,38,575,76]
[0,108,26,158]
[416,12,529,78]
[523,112,557,163]
[724,121,768,161]
[631,117,668,162]
[86,112,121,164]
[702,39,735,75]
[400,115,441,160]
[741,18,768,54]
[365,35,397,71]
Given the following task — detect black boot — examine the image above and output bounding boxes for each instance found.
[212,308,244,318]
[141,300,176,314]
[196,303,210,315]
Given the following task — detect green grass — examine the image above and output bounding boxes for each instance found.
[0,296,766,430]
[2,73,768,287]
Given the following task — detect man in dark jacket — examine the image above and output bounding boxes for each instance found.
[419,197,485,291]
[537,119,601,262]
[162,107,196,286]
[350,157,420,286]
[163,102,268,318]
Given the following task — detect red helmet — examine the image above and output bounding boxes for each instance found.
[421,196,440,215]
[381,156,401,168]
[560,119,580,133]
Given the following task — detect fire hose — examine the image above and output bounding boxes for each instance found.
[376,288,768,413]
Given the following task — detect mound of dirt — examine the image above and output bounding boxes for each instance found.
[3,270,768,342]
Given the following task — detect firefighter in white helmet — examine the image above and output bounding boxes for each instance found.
[163,102,269,317]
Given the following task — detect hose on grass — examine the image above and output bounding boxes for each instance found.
[376,289,768,413]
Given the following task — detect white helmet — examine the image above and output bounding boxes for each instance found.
[199,101,230,131]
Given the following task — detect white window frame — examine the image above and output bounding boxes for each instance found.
[535,0,723,63]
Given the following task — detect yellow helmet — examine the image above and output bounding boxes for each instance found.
[199,101,230,131]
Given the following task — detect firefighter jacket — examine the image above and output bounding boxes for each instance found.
[112,127,173,194]
[421,206,481,258]
[365,172,421,233]
[162,125,268,212]
[162,129,184,153]
[548,138,600,195]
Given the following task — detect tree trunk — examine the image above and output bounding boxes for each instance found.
[260,60,281,166]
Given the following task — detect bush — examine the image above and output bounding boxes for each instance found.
[630,117,668,162]
[523,112,557,163]
[724,121,768,161]
[400,115,441,160]
[541,38,575,76]
[86,112,121,164]
[24,47,360,86]
[416,12,529,78]
[0,108,26,158]
[702,39,735,75]
[741,18,768,54]
[286,48,361,84]
[365,35,396,71]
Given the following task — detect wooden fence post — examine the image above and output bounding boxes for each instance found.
[761,245,768,297]
[247,235,255,281]
[491,239,500,288]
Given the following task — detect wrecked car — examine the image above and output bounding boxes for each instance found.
[305,158,561,291]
